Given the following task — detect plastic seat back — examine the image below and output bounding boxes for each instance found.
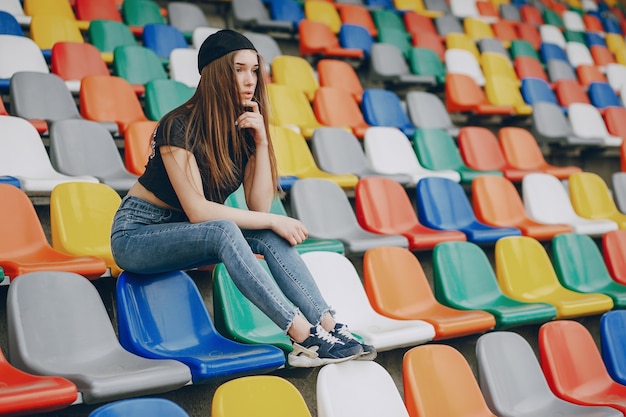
[530,101,576,146]
[304,0,341,33]
[588,81,622,110]
[113,44,168,86]
[212,260,292,353]
[484,75,533,115]
[51,41,110,93]
[498,127,550,170]
[124,120,157,175]
[75,0,122,23]
[29,14,83,51]
[7,270,191,403]
[405,91,458,135]
[168,47,200,88]
[337,23,374,58]
[0,10,23,36]
[445,48,485,85]
[338,4,378,37]
[355,176,423,234]
[87,19,137,63]
[407,47,446,85]
[267,83,322,138]
[565,40,594,67]
[515,56,549,82]
[88,398,190,417]
[121,0,165,31]
[213,376,311,417]
[141,23,188,61]
[310,127,370,176]
[317,361,408,417]
[457,126,506,172]
[144,79,195,121]
[0,34,48,82]
[404,344,497,417]
[50,182,122,277]
[552,233,626,308]
[116,269,285,384]
[361,88,414,136]
[317,58,363,103]
[79,75,148,136]
[313,86,369,138]
[601,310,626,385]
[413,128,478,178]
[510,39,540,60]
[243,31,282,71]
[9,71,81,123]
[539,320,626,410]
[472,175,531,226]
[520,76,558,106]
[298,19,363,60]
[569,172,622,220]
[271,55,319,101]
[416,177,480,230]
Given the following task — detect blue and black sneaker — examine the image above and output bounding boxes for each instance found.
[288,324,363,368]
[331,323,377,361]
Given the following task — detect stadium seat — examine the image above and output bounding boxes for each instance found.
[89,398,190,417]
[272,55,319,101]
[87,19,137,64]
[405,91,460,137]
[313,86,370,139]
[144,79,195,121]
[50,41,110,94]
[552,233,626,308]
[116,269,285,384]
[213,376,311,417]
[445,73,514,116]
[317,361,408,417]
[298,19,363,61]
[267,83,323,139]
[361,88,415,137]
[404,344,497,417]
[317,58,364,103]
[569,171,626,228]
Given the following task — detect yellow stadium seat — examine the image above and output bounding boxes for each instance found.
[393,0,443,17]
[464,17,495,42]
[50,182,123,277]
[212,375,311,417]
[271,55,319,102]
[569,172,626,229]
[304,1,341,34]
[481,52,520,86]
[495,236,614,319]
[267,83,324,139]
[445,33,480,60]
[29,14,83,51]
[484,75,532,115]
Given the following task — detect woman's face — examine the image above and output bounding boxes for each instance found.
[234,49,259,104]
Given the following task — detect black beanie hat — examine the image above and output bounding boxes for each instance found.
[197,29,257,74]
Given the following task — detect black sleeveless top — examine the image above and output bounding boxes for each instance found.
[138,114,251,210]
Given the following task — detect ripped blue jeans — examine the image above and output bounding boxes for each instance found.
[110,195,332,333]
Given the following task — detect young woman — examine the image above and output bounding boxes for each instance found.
[110,29,375,367]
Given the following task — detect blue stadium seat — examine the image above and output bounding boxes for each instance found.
[587,81,622,110]
[116,269,286,384]
[361,88,415,137]
[338,23,374,57]
[520,77,562,110]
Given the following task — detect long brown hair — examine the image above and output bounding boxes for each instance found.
[160,49,278,202]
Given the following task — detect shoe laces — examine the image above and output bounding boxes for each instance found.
[314,325,344,345]
[335,324,357,341]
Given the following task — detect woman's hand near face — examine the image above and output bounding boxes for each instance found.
[269,214,309,246]
[236,100,268,146]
